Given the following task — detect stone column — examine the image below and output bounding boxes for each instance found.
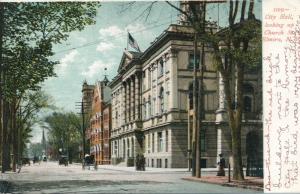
[169,49,178,110]
[123,82,127,124]
[127,80,131,122]
[216,72,226,122]
[131,76,135,121]
[216,62,230,163]
[135,73,140,120]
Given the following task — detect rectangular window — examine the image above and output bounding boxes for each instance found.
[153,98,156,115]
[114,141,118,155]
[159,59,164,76]
[188,53,200,70]
[127,139,130,157]
[165,159,168,168]
[165,130,168,152]
[152,133,155,153]
[158,132,163,152]
[143,99,147,120]
[157,159,162,168]
[147,134,150,153]
[152,159,154,167]
[204,91,217,111]
[142,71,146,91]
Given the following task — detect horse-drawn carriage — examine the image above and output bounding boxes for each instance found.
[83,154,96,170]
[58,155,68,166]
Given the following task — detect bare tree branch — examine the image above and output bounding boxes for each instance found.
[248,0,255,19]
[232,0,239,24]
[240,0,247,22]
[118,1,136,14]
[166,1,194,25]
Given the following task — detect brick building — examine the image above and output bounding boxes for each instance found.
[82,78,112,165]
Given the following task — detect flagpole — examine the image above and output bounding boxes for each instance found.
[127,30,129,50]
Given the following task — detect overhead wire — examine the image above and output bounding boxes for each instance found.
[54,16,175,56]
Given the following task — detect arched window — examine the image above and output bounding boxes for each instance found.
[159,87,164,113]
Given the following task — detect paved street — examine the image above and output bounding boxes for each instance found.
[1,162,262,193]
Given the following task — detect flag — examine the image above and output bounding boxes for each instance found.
[128,32,141,52]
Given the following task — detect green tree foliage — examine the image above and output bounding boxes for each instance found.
[0,2,100,172]
[18,90,53,151]
[2,2,100,98]
[44,112,82,163]
[29,143,43,158]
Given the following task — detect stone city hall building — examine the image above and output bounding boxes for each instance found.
[108,20,262,169]
[108,1,262,169]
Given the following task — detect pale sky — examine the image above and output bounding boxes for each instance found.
[31,1,262,143]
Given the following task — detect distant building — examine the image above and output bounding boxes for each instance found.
[81,81,94,157]
[83,78,112,165]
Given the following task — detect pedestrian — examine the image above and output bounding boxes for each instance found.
[217,153,225,176]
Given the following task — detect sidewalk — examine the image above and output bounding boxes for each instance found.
[96,164,190,173]
[182,176,263,191]
[77,163,233,174]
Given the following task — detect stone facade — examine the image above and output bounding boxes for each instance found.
[109,24,262,168]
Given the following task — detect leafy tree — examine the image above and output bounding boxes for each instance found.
[44,112,82,163]
[0,2,100,172]
[29,143,43,158]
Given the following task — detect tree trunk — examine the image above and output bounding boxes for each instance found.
[2,101,10,172]
[231,125,244,180]
[12,100,17,172]
[222,67,244,180]
[0,2,4,170]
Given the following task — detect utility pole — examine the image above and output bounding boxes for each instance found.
[196,1,207,179]
[189,0,226,178]
[192,33,198,177]
[75,100,91,166]
[81,100,85,158]
[190,1,208,179]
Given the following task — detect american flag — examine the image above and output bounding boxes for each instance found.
[128,32,141,52]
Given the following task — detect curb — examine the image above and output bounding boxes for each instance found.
[182,177,263,191]
[97,167,190,174]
